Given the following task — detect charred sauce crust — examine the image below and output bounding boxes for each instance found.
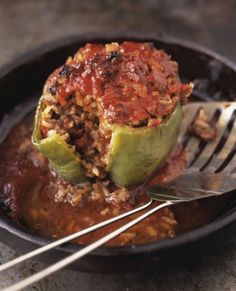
[46,42,192,127]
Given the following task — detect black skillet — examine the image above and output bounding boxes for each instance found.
[0,34,236,273]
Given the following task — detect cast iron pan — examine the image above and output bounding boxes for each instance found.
[0,34,236,273]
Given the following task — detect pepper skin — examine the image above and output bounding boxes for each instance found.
[32,101,87,183]
[32,100,181,187]
[106,104,182,186]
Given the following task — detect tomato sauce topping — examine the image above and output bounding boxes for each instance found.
[46,42,192,126]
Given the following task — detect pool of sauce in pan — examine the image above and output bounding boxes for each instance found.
[0,112,229,246]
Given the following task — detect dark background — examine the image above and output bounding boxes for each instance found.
[0,1,236,290]
[0,0,236,66]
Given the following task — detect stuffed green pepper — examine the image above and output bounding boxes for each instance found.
[32,41,193,187]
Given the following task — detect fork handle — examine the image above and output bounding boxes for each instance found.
[4,200,175,291]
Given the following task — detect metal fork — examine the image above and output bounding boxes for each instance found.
[1,102,236,291]
[148,101,236,202]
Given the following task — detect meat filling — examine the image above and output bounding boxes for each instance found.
[39,94,110,180]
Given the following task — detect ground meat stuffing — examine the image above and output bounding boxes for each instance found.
[39,93,110,179]
[54,178,131,207]
[189,107,217,141]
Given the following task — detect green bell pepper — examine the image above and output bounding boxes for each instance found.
[32,100,87,183]
[106,104,182,186]
[32,100,181,187]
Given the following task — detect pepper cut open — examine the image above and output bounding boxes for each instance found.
[32,41,193,187]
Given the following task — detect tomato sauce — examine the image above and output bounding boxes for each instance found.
[46,42,192,126]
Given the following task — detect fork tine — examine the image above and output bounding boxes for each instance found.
[190,104,236,171]
[223,156,236,174]
[206,113,236,172]
[218,142,236,174]
[185,137,201,167]
[180,103,200,139]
